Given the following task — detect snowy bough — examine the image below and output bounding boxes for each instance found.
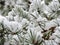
[0,0,60,45]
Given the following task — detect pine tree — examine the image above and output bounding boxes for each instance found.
[0,0,60,45]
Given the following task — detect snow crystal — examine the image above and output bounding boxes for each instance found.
[44,21,57,30]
